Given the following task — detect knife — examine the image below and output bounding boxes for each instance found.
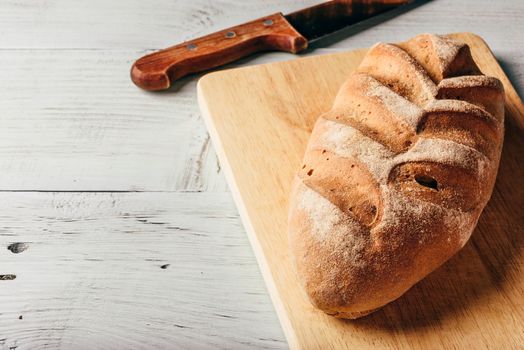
[131,0,411,91]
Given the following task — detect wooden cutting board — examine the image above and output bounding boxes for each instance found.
[197,32,524,349]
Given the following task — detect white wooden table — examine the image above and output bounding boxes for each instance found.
[1,1,522,349]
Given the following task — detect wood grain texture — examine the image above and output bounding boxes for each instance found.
[0,49,228,192]
[198,33,524,349]
[0,192,286,350]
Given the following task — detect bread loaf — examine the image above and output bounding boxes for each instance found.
[288,34,504,319]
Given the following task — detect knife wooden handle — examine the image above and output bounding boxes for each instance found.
[131,13,307,91]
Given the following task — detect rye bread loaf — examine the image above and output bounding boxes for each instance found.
[288,34,505,319]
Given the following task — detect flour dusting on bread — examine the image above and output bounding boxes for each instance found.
[295,181,368,268]
[431,35,463,72]
[365,75,425,129]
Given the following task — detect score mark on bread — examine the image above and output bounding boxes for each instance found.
[288,34,504,319]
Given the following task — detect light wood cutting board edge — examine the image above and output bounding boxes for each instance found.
[197,32,524,349]
[198,94,300,348]
[197,72,307,348]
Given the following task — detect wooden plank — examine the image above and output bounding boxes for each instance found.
[0,192,286,349]
[197,32,524,349]
[0,49,228,192]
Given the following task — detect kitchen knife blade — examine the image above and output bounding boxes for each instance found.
[285,0,410,42]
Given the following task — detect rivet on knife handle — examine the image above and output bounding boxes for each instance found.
[130,13,307,91]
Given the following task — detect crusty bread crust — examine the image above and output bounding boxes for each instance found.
[288,34,504,319]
